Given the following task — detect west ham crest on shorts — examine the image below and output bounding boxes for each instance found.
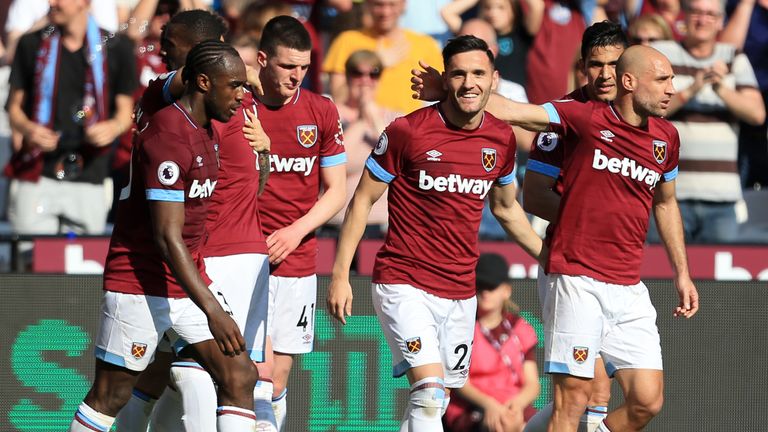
[482,148,497,172]
[131,342,148,360]
[297,125,318,148]
[406,337,422,354]
[573,346,588,364]
[652,140,667,164]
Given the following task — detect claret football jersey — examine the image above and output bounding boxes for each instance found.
[104,103,218,297]
[256,88,346,277]
[367,105,517,300]
[528,99,680,284]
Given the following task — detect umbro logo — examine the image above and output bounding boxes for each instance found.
[600,130,615,142]
[426,150,442,161]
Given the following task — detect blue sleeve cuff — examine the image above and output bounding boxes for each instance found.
[320,152,347,167]
[663,166,678,182]
[365,157,395,183]
[146,189,185,202]
[497,169,517,185]
[541,103,561,125]
[162,71,177,104]
[526,159,560,178]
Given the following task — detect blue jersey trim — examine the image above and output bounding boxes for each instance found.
[663,166,678,182]
[527,159,561,178]
[320,152,347,167]
[392,359,410,377]
[75,409,110,431]
[94,347,126,367]
[542,102,561,125]
[365,157,395,183]
[497,169,517,185]
[162,70,177,104]
[544,361,571,374]
[146,189,185,202]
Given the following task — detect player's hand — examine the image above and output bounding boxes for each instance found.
[206,308,246,356]
[411,60,445,102]
[85,120,123,147]
[25,124,60,152]
[266,224,304,264]
[326,277,353,325]
[673,275,699,318]
[244,109,270,153]
[246,64,264,96]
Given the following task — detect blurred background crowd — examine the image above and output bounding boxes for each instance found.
[0,0,766,260]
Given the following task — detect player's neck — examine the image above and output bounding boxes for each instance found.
[257,88,293,107]
[179,94,210,128]
[439,101,484,130]
[613,96,648,128]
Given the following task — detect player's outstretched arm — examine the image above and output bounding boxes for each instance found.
[149,201,246,355]
[266,164,346,264]
[489,182,546,266]
[653,180,699,318]
[327,169,388,325]
[485,94,550,132]
[522,170,561,222]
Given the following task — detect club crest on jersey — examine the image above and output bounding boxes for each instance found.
[573,346,589,364]
[297,125,318,148]
[131,342,147,359]
[652,140,667,164]
[157,161,180,186]
[406,337,422,354]
[536,132,559,151]
[482,148,497,172]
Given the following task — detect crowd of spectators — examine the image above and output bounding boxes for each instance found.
[0,0,766,247]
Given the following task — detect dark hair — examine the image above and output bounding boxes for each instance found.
[580,20,629,61]
[442,35,495,69]
[258,15,312,56]
[181,40,240,85]
[166,9,228,45]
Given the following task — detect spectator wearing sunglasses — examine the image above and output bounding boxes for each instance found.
[327,50,400,237]
[628,14,673,45]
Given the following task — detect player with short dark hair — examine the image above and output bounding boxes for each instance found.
[252,15,347,430]
[68,40,261,432]
[328,35,545,432]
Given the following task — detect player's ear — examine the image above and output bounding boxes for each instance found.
[196,72,212,93]
[257,50,268,69]
[621,72,635,92]
[491,69,499,92]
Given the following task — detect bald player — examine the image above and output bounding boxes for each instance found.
[68,41,260,432]
[414,45,699,432]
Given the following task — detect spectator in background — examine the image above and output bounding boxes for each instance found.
[524,0,604,104]
[5,0,137,237]
[443,0,543,90]
[231,33,260,67]
[323,0,443,114]
[327,50,398,237]
[400,0,455,46]
[237,1,293,43]
[627,13,673,44]
[652,0,765,243]
[443,253,540,432]
[625,0,686,40]
[721,0,768,189]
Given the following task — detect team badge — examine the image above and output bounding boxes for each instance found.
[536,132,559,151]
[652,140,667,164]
[131,342,148,360]
[406,337,422,354]
[297,125,318,148]
[482,148,497,172]
[157,161,179,186]
[573,346,589,364]
[374,132,388,155]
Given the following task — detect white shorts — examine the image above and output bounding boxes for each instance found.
[542,274,663,378]
[372,283,477,389]
[94,291,216,371]
[204,253,270,361]
[268,274,317,354]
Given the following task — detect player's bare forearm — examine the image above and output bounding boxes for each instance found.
[257,151,270,195]
[486,94,550,132]
[490,184,545,263]
[522,171,561,222]
[289,164,346,240]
